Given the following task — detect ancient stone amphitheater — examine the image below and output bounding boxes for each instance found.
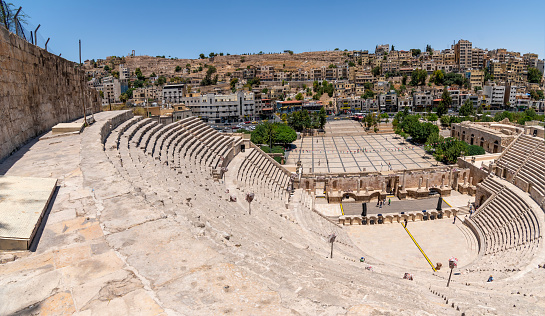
[1,109,545,315]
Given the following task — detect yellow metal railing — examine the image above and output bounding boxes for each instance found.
[402,223,436,272]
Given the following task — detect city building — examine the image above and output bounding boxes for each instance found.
[182,91,257,123]
[454,40,472,71]
[162,84,185,104]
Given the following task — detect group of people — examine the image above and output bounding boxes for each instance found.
[380,162,393,171]
[376,197,391,208]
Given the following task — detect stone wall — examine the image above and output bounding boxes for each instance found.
[0,26,101,161]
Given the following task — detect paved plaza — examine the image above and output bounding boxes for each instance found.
[287,134,437,173]
[347,219,478,271]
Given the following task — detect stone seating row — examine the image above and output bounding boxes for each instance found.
[236,148,290,201]
[295,190,353,247]
[126,116,234,177]
[472,181,541,256]
[102,115,362,279]
[515,141,545,197]
[496,135,542,175]
[478,176,504,195]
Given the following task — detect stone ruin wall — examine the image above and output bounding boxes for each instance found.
[300,168,468,193]
[0,26,101,161]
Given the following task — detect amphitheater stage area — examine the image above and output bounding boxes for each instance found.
[286,134,437,173]
[0,176,58,250]
[347,219,479,271]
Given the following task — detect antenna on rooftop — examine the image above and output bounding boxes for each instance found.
[79,39,82,65]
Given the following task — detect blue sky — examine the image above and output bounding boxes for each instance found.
[19,0,545,62]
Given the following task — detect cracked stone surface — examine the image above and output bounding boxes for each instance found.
[1,111,544,315]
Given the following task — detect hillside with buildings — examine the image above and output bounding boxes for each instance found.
[84,40,545,122]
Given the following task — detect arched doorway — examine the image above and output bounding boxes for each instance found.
[480,137,484,147]
[478,194,486,207]
[493,140,499,153]
[470,134,474,145]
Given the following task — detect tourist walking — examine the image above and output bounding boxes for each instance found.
[388,198,391,206]
[404,218,408,227]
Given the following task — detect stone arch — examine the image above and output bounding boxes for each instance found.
[480,137,485,147]
[332,180,338,189]
[470,134,475,145]
[478,194,486,206]
[369,191,381,201]
[305,180,310,190]
[493,140,499,153]
[342,192,357,200]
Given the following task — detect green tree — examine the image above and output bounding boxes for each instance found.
[529,90,544,100]
[411,49,421,57]
[467,145,485,156]
[426,44,433,54]
[372,66,381,77]
[135,68,145,80]
[155,76,166,85]
[295,93,304,100]
[527,67,543,84]
[432,70,444,85]
[459,99,475,117]
[274,124,297,145]
[318,107,327,129]
[99,90,104,98]
[410,69,427,86]
[436,88,451,117]
[361,89,374,99]
[199,53,205,59]
[175,65,181,72]
[119,93,128,103]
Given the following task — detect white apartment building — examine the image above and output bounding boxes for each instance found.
[181,91,259,123]
[482,84,516,107]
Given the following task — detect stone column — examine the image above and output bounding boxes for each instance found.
[469,177,473,187]
[382,181,386,193]
[357,178,360,193]
[464,173,468,186]
[449,168,453,188]
[418,177,422,190]
[426,178,429,190]
[402,171,406,191]
[441,175,445,188]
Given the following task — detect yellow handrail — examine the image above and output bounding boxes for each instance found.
[402,223,436,272]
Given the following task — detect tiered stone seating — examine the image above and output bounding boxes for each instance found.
[99,113,362,292]
[468,177,543,276]
[516,139,545,197]
[478,176,504,195]
[496,135,538,174]
[236,148,291,202]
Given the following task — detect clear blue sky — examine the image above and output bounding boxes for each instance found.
[19,0,545,62]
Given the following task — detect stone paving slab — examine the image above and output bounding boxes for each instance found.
[287,134,437,173]
[0,176,58,249]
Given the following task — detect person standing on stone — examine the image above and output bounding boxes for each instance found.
[388,198,391,206]
[404,218,408,227]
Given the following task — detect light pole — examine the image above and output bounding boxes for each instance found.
[328,233,336,258]
[246,192,254,215]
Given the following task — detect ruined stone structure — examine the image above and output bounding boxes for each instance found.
[0,26,101,161]
[296,167,468,202]
[451,120,523,153]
